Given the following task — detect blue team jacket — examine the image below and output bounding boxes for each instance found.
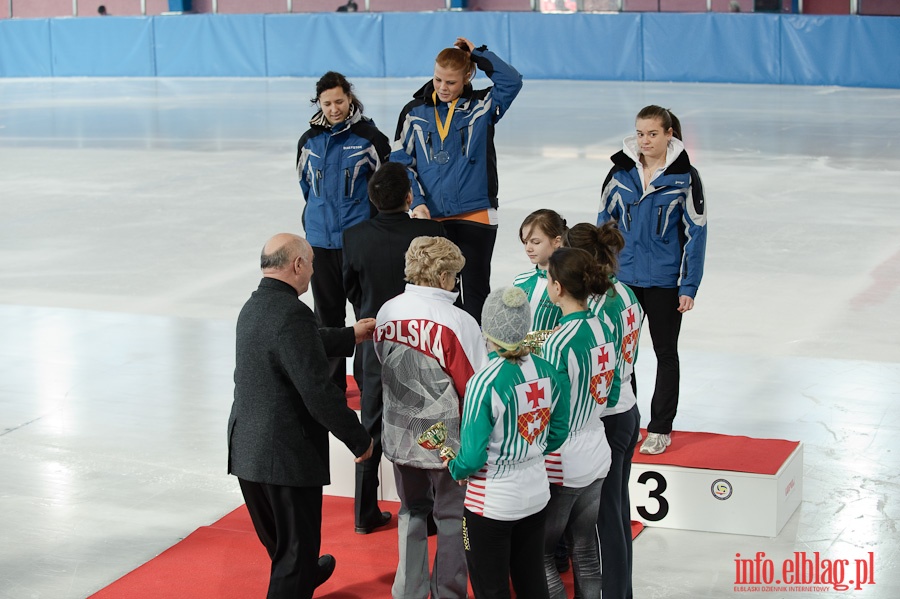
[296,110,390,249]
[597,141,707,298]
[390,47,523,219]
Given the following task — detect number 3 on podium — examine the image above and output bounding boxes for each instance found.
[636,471,669,521]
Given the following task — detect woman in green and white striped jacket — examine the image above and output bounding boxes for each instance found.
[445,286,570,599]
[540,247,618,599]
[513,210,567,338]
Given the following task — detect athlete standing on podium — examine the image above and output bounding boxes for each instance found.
[391,36,523,324]
[597,105,707,456]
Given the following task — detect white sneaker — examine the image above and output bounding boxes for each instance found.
[639,433,671,455]
[637,430,643,443]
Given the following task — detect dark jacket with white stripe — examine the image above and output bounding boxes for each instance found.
[597,138,707,298]
[296,109,390,249]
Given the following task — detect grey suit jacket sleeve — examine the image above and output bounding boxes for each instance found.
[281,312,370,457]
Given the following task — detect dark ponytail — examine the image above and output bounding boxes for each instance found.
[564,222,624,279]
[547,247,610,303]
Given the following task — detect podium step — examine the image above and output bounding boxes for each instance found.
[630,430,802,537]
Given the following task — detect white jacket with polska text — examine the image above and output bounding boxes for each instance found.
[374,284,489,468]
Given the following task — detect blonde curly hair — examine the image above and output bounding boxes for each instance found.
[404,236,466,288]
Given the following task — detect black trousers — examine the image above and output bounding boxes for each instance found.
[442,220,497,325]
[238,479,323,599]
[310,246,349,392]
[631,286,682,434]
[354,339,384,528]
[598,404,641,599]
[463,507,550,599]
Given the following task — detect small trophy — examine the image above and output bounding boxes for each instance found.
[416,421,456,460]
[523,329,554,356]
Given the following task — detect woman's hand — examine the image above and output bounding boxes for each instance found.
[677,295,694,313]
[455,37,475,53]
[411,204,431,220]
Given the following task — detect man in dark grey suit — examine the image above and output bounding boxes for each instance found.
[228,233,374,599]
[343,162,446,535]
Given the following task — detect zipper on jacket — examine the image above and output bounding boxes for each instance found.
[426,132,433,162]
[626,205,632,231]
[344,168,350,197]
[460,129,466,156]
[656,206,663,236]
[315,169,323,197]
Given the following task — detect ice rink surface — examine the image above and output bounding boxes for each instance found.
[1,76,898,598]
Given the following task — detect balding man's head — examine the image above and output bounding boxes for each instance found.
[260,234,309,272]
[259,234,314,296]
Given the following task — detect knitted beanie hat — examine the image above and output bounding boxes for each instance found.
[481,286,531,352]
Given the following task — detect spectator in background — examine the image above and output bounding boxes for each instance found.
[337,0,359,12]
[97,5,108,15]
[342,162,446,535]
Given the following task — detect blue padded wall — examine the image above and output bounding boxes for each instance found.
[266,13,386,78]
[0,19,53,77]
[154,14,266,77]
[382,11,512,78]
[781,15,900,88]
[50,17,156,77]
[643,14,781,84]
[509,13,642,81]
[0,13,898,89]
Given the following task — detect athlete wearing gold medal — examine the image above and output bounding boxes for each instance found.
[392,36,524,325]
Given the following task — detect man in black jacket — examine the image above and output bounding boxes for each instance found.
[228,233,374,599]
[343,162,446,534]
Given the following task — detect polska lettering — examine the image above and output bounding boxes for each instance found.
[734,551,875,592]
[376,320,446,367]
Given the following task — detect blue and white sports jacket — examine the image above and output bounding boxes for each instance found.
[296,108,390,249]
[597,137,707,298]
[391,46,523,219]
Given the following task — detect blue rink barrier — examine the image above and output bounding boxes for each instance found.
[0,12,898,89]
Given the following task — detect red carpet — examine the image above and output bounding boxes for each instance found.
[93,495,636,598]
[346,376,360,411]
[632,429,800,475]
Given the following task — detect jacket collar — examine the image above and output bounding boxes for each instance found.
[404,283,459,304]
[612,136,692,176]
[309,104,362,132]
[374,211,413,221]
[413,80,475,108]
[259,277,299,296]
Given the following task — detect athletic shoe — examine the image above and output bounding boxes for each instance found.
[639,433,671,455]
[315,554,336,588]
[637,430,643,443]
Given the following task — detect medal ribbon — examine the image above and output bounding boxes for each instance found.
[432,91,459,143]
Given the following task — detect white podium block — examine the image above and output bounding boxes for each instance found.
[325,427,400,501]
[629,438,803,537]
